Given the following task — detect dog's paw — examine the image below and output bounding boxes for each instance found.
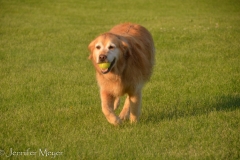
[130,115,139,124]
[119,112,130,121]
[112,118,122,126]
[107,116,122,126]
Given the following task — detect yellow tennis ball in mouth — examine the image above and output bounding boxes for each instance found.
[98,63,110,69]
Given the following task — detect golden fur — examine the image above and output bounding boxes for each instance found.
[88,23,155,125]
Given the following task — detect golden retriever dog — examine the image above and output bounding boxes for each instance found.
[88,23,155,125]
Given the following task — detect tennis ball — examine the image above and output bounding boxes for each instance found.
[98,63,110,69]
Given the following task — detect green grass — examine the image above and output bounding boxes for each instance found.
[0,0,240,159]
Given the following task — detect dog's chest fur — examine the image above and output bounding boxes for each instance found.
[96,72,136,96]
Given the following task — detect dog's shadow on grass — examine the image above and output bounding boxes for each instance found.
[214,95,240,111]
[143,95,240,124]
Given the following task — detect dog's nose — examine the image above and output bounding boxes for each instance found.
[99,54,107,62]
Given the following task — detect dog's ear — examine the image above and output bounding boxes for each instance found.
[88,39,95,60]
[88,54,93,60]
[121,40,128,50]
[121,39,132,58]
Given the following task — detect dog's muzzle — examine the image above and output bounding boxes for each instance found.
[99,58,116,74]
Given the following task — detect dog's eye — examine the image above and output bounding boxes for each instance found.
[96,45,101,50]
[108,45,115,50]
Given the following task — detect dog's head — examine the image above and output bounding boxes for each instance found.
[88,33,129,74]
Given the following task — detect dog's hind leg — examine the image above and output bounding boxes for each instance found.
[119,96,130,121]
[114,97,120,111]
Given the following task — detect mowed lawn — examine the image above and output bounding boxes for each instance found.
[0,0,240,159]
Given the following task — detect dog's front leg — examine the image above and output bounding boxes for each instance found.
[101,90,122,125]
[129,91,142,123]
